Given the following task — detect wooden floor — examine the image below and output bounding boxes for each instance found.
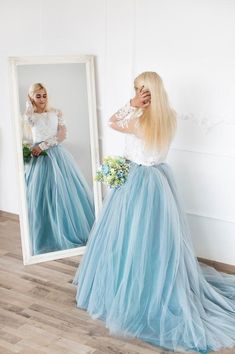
[0,215,235,354]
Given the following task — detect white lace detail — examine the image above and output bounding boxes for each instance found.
[114,102,136,128]
[24,110,67,151]
[54,109,66,126]
[110,102,169,166]
[124,134,169,166]
[38,136,59,151]
[24,113,37,126]
[113,102,143,128]
[58,115,66,126]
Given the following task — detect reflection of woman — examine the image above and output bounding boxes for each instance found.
[73,72,235,353]
[23,83,95,255]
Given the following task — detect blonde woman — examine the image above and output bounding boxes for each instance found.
[73,72,235,353]
[24,83,95,255]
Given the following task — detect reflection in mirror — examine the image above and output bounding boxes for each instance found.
[22,82,95,255]
[9,57,101,263]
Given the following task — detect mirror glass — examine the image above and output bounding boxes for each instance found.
[10,56,102,264]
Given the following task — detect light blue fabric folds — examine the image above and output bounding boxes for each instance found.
[73,162,235,353]
[25,145,95,255]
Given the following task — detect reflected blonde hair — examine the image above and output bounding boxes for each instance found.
[134,72,177,153]
[28,82,50,112]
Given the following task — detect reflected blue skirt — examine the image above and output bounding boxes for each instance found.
[73,161,235,353]
[25,145,95,255]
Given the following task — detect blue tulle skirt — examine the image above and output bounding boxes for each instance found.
[25,145,95,255]
[73,161,235,353]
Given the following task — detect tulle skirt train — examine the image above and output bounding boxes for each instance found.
[73,162,235,353]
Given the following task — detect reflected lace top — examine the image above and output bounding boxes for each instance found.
[113,102,169,166]
[24,110,66,150]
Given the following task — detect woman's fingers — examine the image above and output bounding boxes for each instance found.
[32,146,42,156]
[143,100,151,107]
[139,90,151,105]
[138,86,150,97]
[141,90,150,97]
[141,95,151,102]
[132,86,151,108]
[140,93,151,104]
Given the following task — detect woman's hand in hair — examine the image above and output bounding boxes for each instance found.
[130,86,151,108]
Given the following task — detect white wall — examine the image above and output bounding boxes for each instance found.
[0,0,235,264]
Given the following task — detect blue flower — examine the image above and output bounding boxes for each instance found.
[96,156,130,189]
[117,171,124,178]
[101,164,110,175]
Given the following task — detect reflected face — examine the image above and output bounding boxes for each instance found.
[32,89,47,112]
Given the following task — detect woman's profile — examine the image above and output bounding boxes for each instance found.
[23,83,95,255]
[73,72,235,353]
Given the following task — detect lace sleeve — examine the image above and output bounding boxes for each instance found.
[56,109,66,126]
[108,101,143,134]
[38,111,67,151]
[108,102,137,128]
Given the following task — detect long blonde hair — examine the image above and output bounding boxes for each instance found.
[134,72,177,153]
[28,82,51,112]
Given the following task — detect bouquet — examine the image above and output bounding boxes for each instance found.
[23,143,47,163]
[95,156,130,189]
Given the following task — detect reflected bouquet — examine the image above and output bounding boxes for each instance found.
[95,156,130,189]
[23,143,47,163]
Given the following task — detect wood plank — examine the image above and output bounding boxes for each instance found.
[0,215,235,354]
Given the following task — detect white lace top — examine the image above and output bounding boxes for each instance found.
[111,102,169,166]
[23,110,66,150]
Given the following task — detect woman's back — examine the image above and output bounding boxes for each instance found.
[124,131,169,166]
[110,103,170,166]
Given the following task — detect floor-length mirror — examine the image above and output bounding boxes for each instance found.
[9,55,102,265]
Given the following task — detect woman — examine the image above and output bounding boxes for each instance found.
[73,72,235,353]
[24,83,95,255]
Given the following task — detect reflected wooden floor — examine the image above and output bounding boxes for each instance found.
[0,214,234,354]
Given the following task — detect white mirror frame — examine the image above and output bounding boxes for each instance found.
[9,55,102,265]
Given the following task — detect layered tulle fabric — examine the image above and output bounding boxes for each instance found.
[73,162,235,354]
[25,145,95,255]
